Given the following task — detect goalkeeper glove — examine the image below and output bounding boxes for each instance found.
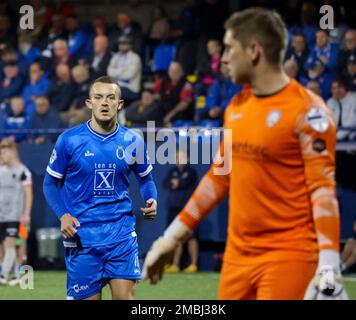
[304,250,349,300]
[142,217,193,284]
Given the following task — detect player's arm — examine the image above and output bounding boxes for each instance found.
[143,138,230,284]
[296,100,347,299]
[136,173,158,221]
[130,133,158,220]
[43,135,80,238]
[43,173,80,238]
[21,169,33,226]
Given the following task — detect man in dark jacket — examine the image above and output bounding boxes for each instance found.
[163,149,199,273]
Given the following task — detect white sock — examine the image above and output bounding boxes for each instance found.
[13,261,21,278]
[1,248,16,279]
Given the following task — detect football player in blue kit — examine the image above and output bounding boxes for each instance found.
[43,76,157,300]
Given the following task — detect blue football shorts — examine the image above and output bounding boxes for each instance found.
[64,231,141,300]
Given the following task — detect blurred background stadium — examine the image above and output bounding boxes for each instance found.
[1,0,356,299]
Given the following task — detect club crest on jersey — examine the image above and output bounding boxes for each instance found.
[266,110,281,128]
[306,107,329,133]
[49,149,57,164]
[116,146,125,160]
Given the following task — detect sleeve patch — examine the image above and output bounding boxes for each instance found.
[312,138,327,153]
[306,107,330,133]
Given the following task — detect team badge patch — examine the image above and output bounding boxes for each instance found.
[266,110,281,128]
[116,146,125,160]
[306,107,329,133]
[50,149,57,164]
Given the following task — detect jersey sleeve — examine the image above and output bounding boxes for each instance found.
[46,134,70,180]
[295,94,340,251]
[129,133,153,178]
[21,166,32,186]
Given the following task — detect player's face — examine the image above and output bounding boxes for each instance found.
[222,29,252,84]
[86,82,124,123]
[0,148,11,165]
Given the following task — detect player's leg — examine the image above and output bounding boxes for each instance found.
[256,260,317,300]
[65,245,105,300]
[184,237,198,272]
[341,238,356,270]
[217,260,257,300]
[109,279,136,300]
[0,222,19,284]
[166,244,182,272]
[103,233,141,300]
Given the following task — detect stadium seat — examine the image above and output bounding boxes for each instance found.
[152,44,177,72]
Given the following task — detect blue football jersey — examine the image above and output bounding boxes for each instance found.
[46,121,152,246]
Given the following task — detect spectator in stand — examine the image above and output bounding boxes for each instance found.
[22,62,49,116]
[47,63,76,116]
[1,97,29,143]
[90,16,108,37]
[284,59,298,80]
[288,1,318,49]
[64,15,91,60]
[304,29,339,100]
[124,89,161,128]
[85,35,111,80]
[40,39,74,77]
[327,78,356,141]
[108,11,143,57]
[0,62,25,104]
[66,65,91,127]
[107,35,142,103]
[32,14,66,63]
[0,46,28,76]
[346,55,356,92]
[306,80,322,96]
[29,95,64,144]
[284,33,309,80]
[71,65,90,109]
[0,15,17,50]
[153,61,194,127]
[148,5,170,45]
[338,29,356,78]
[170,0,199,75]
[42,0,75,27]
[200,63,242,125]
[195,38,222,96]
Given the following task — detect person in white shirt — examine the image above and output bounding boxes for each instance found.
[327,78,356,141]
[107,35,142,103]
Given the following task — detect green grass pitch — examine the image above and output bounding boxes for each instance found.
[0,271,356,300]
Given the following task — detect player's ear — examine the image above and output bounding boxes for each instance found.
[248,40,261,66]
[117,99,124,111]
[86,98,93,110]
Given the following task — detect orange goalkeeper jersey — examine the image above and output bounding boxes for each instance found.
[179,80,339,264]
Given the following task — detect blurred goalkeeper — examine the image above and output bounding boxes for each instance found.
[43,76,157,300]
[143,8,348,300]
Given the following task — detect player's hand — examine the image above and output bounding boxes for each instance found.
[21,213,31,226]
[142,236,178,284]
[141,199,157,220]
[304,265,349,300]
[60,213,80,238]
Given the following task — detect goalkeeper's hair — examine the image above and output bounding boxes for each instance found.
[89,76,122,98]
[224,7,288,66]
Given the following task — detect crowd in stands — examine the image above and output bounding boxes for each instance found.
[0,0,356,144]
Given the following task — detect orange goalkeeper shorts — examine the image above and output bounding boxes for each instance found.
[218,259,317,300]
